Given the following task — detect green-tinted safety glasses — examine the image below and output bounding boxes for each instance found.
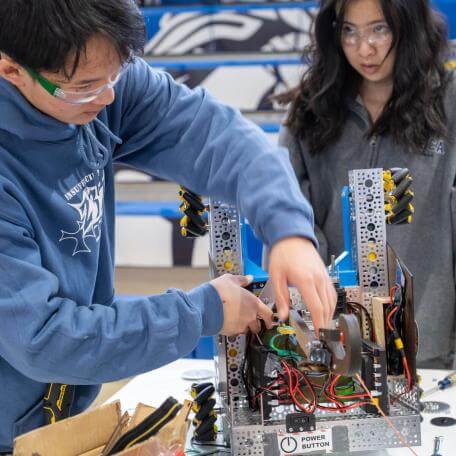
[25,66,127,105]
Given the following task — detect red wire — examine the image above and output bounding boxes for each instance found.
[389,285,399,303]
[386,299,413,392]
[293,368,317,413]
[318,401,371,412]
[325,376,347,409]
[278,361,372,414]
[323,375,371,411]
[387,306,398,331]
[291,369,314,413]
[329,374,340,396]
[402,356,412,390]
[281,360,315,413]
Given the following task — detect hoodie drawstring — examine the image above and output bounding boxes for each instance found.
[77,118,122,170]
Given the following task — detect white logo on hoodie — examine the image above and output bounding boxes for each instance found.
[60,171,105,255]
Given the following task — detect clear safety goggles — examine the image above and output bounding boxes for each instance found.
[25,65,127,104]
[341,22,392,48]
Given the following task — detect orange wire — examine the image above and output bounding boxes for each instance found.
[389,285,399,303]
[402,356,412,390]
[355,374,419,456]
[387,305,399,331]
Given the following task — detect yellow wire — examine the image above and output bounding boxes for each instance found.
[44,383,54,401]
[354,374,418,456]
[43,406,56,424]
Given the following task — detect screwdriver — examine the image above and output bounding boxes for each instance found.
[422,371,456,398]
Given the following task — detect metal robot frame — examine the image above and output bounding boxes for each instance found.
[208,169,421,455]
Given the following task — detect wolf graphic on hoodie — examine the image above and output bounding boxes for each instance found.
[60,170,105,255]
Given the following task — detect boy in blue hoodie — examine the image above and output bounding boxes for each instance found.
[0,0,336,450]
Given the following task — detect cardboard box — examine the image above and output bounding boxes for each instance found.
[13,399,191,456]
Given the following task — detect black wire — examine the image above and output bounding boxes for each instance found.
[392,287,405,331]
[241,332,255,407]
[191,437,230,449]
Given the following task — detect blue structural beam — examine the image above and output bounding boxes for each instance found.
[330,186,358,287]
[238,188,359,287]
[241,220,269,282]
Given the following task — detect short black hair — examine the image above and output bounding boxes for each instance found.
[0,0,146,78]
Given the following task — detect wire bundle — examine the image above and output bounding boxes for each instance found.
[386,286,412,391]
[251,357,370,414]
[242,327,418,455]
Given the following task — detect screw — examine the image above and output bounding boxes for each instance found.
[432,435,443,456]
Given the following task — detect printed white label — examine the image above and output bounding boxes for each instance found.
[277,429,333,455]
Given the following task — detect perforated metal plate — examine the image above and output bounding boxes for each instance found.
[209,200,246,402]
[227,407,421,455]
[349,169,389,339]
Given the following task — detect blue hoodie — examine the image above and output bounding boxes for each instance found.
[0,58,315,451]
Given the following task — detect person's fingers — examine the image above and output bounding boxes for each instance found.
[240,287,263,326]
[297,283,325,336]
[271,272,290,321]
[321,276,333,327]
[256,301,274,329]
[230,274,253,288]
[326,278,337,323]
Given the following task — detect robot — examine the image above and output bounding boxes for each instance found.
[182,168,419,455]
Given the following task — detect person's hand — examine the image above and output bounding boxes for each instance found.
[210,274,273,336]
[268,237,337,334]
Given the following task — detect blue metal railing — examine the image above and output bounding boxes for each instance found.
[141,1,456,40]
[142,1,318,16]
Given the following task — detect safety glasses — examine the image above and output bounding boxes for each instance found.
[340,22,392,48]
[25,65,127,105]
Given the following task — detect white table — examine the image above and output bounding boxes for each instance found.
[109,360,456,455]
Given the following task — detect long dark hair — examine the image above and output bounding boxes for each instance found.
[283,0,450,154]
